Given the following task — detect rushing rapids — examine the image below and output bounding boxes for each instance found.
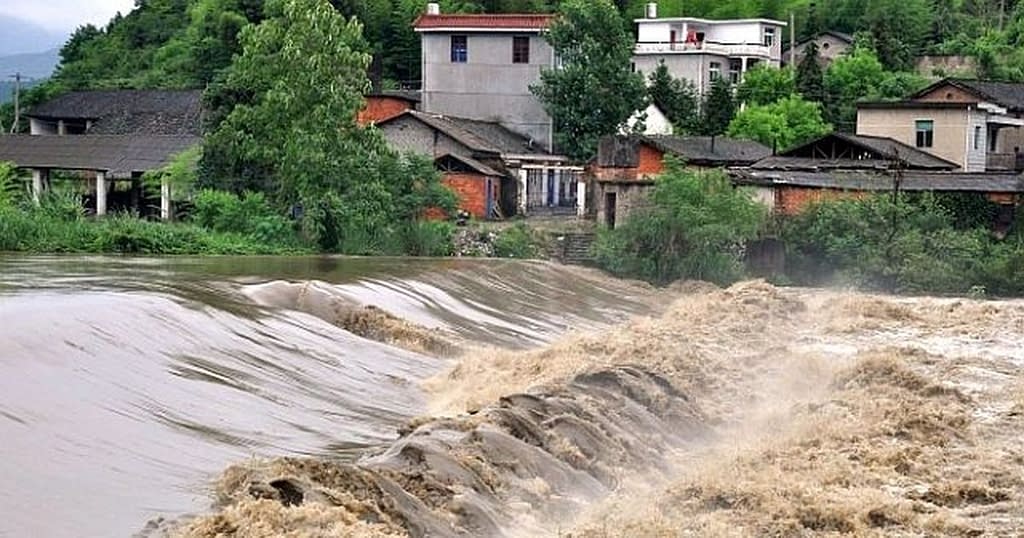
[1,256,1022,537]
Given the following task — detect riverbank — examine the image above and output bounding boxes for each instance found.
[172,280,1024,537]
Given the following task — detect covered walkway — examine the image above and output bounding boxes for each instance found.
[0,134,199,218]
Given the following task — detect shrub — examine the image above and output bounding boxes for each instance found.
[494,223,540,259]
[400,220,455,257]
[190,189,297,245]
[593,161,766,285]
[782,193,1009,294]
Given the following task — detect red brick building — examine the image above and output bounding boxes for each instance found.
[434,153,502,219]
[357,92,420,126]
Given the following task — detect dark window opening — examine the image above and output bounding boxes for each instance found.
[915,120,934,148]
[451,35,468,63]
[513,36,530,64]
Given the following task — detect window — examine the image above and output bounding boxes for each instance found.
[729,58,742,84]
[763,27,776,47]
[915,120,934,148]
[974,125,982,150]
[990,127,1000,152]
[451,35,468,63]
[513,36,530,64]
[709,61,722,80]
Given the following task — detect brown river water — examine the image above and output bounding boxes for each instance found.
[0,256,659,537]
[3,256,1022,537]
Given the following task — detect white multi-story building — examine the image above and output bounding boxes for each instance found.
[633,3,786,93]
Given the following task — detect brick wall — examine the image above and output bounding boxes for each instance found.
[776,186,868,215]
[358,97,414,126]
[637,144,666,176]
[443,172,496,219]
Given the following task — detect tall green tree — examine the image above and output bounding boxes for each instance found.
[796,41,825,103]
[531,0,647,161]
[699,77,737,136]
[728,95,832,150]
[737,65,796,106]
[202,0,452,250]
[823,44,888,131]
[863,0,932,71]
[647,61,700,134]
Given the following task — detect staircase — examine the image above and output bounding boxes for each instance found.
[553,232,596,265]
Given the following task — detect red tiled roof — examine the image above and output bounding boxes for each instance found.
[413,14,555,30]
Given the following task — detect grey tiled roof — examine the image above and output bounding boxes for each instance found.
[436,153,502,176]
[641,135,772,166]
[733,169,1024,193]
[0,134,200,178]
[774,133,960,170]
[27,90,202,136]
[913,78,1024,112]
[381,110,554,157]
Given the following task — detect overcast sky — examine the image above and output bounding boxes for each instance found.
[1,0,136,33]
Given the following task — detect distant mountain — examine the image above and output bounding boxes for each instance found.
[0,15,67,56]
[0,48,60,80]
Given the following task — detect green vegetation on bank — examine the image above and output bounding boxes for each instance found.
[592,162,1024,297]
[593,160,767,285]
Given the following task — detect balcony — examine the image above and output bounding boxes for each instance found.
[635,41,773,58]
[986,152,1024,171]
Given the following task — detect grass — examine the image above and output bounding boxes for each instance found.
[0,207,308,255]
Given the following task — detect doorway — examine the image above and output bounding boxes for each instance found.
[605,192,617,229]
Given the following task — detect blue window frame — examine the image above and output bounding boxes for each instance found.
[451,35,468,63]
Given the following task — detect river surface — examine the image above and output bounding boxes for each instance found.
[0,255,658,538]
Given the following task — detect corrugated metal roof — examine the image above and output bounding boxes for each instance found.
[0,135,200,178]
[733,169,1024,193]
[413,13,554,30]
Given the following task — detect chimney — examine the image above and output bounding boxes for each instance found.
[646,2,658,18]
[426,2,440,15]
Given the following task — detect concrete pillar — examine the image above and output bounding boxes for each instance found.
[518,168,528,216]
[57,120,67,136]
[31,169,44,205]
[541,169,550,207]
[577,177,587,218]
[553,169,562,206]
[160,178,172,221]
[95,171,108,216]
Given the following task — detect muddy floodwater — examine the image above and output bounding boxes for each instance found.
[0,255,660,537]
[3,255,1023,537]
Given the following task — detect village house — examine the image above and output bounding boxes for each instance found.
[731,132,1023,227]
[414,4,556,152]
[590,134,771,227]
[632,3,786,92]
[357,90,421,126]
[378,110,582,219]
[0,89,202,219]
[857,78,1024,172]
[781,31,853,67]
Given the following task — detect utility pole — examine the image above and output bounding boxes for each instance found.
[789,12,796,66]
[9,72,21,134]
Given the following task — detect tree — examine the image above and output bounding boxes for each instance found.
[531,0,647,161]
[863,0,932,71]
[728,95,832,151]
[647,61,700,133]
[823,44,888,131]
[201,0,452,251]
[796,41,825,103]
[593,159,767,285]
[699,77,736,136]
[736,65,796,106]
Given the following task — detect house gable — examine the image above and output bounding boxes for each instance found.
[376,113,475,159]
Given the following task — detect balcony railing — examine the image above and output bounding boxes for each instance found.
[635,41,773,58]
[986,152,1024,171]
